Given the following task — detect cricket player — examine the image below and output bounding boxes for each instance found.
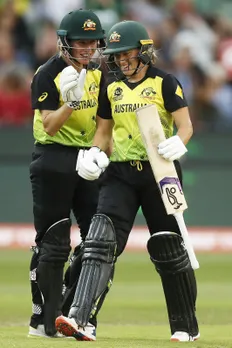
[55,20,200,342]
[28,9,109,339]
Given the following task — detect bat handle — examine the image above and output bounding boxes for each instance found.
[174,212,200,270]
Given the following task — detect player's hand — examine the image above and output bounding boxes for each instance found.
[76,149,85,171]
[78,147,109,181]
[158,135,187,161]
[60,66,86,109]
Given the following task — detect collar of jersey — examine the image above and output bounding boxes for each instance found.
[145,64,157,78]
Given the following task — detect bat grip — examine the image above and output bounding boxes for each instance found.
[174,212,200,270]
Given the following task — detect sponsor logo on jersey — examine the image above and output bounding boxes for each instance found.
[113,87,123,101]
[139,87,156,99]
[89,82,98,94]
[38,92,48,102]
[82,19,96,31]
[109,31,121,43]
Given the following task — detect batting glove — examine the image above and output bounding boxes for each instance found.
[158,135,187,161]
[78,147,109,181]
[60,66,86,109]
[76,149,85,171]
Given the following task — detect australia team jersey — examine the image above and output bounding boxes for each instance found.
[97,65,187,161]
[31,54,104,147]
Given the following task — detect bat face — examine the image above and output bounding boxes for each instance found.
[159,177,184,211]
[136,104,199,270]
[135,104,187,215]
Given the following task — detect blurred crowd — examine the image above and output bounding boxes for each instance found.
[1,0,232,132]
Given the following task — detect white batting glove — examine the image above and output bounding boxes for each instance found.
[60,66,86,109]
[76,149,85,171]
[158,135,187,161]
[78,147,109,181]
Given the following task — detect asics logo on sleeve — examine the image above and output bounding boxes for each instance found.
[38,92,48,102]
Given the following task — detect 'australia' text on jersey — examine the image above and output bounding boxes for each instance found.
[72,99,97,110]
[114,103,147,113]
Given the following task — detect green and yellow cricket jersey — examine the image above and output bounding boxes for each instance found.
[31,54,104,147]
[97,65,188,161]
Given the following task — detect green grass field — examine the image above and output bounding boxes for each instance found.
[0,250,231,348]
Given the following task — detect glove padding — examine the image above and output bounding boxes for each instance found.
[60,66,86,109]
[158,135,187,161]
[76,149,85,171]
[78,147,109,181]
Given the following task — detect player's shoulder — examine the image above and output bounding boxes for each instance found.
[101,73,118,89]
[87,61,106,82]
[34,54,67,80]
[148,65,182,89]
[88,61,102,71]
[147,65,171,80]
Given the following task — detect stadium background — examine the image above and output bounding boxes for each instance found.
[0,1,232,347]
[0,0,231,251]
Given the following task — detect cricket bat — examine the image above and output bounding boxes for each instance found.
[136,104,199,270]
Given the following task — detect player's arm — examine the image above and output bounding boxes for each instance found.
[93,81,114,152]
[41,106,73,136]
[93,116,114,152]
[77,85,113,180]
[158,74,193,161]
[32,67,85,136]
[162,73,193,144]
[32,70,73,136]
[172,107,193,145]
[93,72,114,154]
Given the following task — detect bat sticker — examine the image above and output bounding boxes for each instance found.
[159,177,183,209]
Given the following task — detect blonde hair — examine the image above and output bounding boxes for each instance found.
[145,44,158,64]
[151,50,158,64]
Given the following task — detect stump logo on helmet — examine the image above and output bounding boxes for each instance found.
[109,32,121,43]
[104,21,152,55]
[82,19,96,31]
[57,9,104,40]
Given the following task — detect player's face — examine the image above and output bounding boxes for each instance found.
[114,49,140,76]
[71,40,98,65]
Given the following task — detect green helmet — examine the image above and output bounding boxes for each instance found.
[57,9,105,41]
[104,21,152,55]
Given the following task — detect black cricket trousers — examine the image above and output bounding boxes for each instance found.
[29,143,99,244]
[97,161,182,256]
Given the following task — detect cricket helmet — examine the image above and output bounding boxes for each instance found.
[57,9,105,69]
[57,9,105,41]
[104,21,155,80]
[103,21,152,55]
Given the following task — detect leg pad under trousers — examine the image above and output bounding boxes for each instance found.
[147,231,199,336]
[29,246,43,327]
[37,218,71,336]
[62,243,84,317]
[62,243,115,328]
[69,214,116,327]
